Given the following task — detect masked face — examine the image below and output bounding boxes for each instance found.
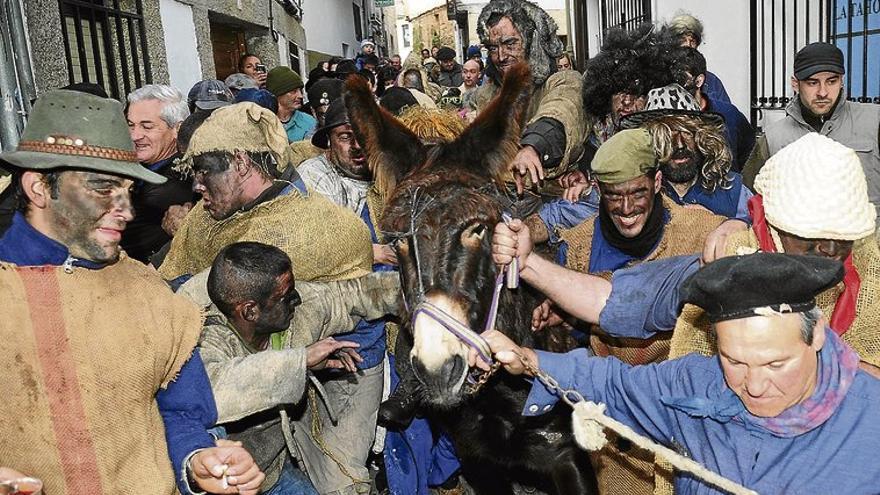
[716,313,823,418]
[599,173,661,238]
[328,123,370,180]
[391,56,402,70]
[776,229,854,263]
[659,129,704,185]
[41,171,135,264]
[792,71,842,117]
[254,271,301,335]
[192,154,247,220]
[486,16,526,76]
[610,92,647,123]
[127,99,179,165]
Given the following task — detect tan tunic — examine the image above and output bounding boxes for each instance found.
[0,256,202,495]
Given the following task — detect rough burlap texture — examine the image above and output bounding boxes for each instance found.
[0,256,203,495]
[288,139,322,170]
[158,189,373,283]
[558,197,726,495]
[184,102,289,164]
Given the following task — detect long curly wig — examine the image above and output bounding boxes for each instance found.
[477,0,563,86]
[644,114,732,192]
[582,23,679,120]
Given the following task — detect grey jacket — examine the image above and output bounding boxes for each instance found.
[744,97,880,222]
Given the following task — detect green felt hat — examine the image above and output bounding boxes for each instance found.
[591,128,658,184]
[0,90,165,184]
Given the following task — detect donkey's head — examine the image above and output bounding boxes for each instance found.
[346,64,531,407]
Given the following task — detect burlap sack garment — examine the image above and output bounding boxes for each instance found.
[558,197,726,495]
[0,257,203,495]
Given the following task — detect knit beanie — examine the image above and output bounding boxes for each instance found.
[754,133,875,240]
[266,66,304,97]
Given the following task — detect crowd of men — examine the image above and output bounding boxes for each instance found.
[1,0,880,494]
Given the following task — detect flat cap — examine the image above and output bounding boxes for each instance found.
[591,128,657,184]
[436,47,456,61]
[794,42,845,79]
[680,253,844,323]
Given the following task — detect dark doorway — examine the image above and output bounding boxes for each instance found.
[210,20,247,81]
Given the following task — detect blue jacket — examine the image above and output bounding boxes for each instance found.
[523,340,880,494]
[705,95,756,172]
[0,212,217,495]
[702,71,730,104]
[662,172,752,221]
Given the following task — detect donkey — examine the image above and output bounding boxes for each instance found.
[344,64,598,495]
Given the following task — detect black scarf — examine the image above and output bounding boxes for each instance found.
[799,97,840,133]
[598,193,666,259]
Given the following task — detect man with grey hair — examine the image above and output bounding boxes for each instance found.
[124,84,197,262]
[470,0,585,202]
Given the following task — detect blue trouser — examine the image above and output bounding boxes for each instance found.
[263,459,318,495]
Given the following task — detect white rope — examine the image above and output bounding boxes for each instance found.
[571,401,759,495]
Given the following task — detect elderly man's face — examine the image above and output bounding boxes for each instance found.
[440,59,455,71]
[35,171,134,263]
[716,313,824,417]
[776,229,854,263]
[391,56,402,70]
[328,124,370,180]
[127,99,179,164]
[462,60,481,88]
[658,126,704,185]
[611,92,647,123]
[421,49,430,59]
[487,16,525,75]
[792,71,842,117]
[278,88,304,112]
[192,155,248,220]
[598,172,661,238]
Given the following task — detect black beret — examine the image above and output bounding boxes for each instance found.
[436,47,456,61]
[379,87,418,115]
[680,253,844,323]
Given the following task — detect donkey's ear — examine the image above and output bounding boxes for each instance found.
[344,75,426,189]
[435,63,532,183]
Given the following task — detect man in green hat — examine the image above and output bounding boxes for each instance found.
[525,127,726,494]
[0,89,264,495]
[266,66,317,142]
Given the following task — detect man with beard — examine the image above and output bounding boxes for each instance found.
[622,84,752,220]
[0,90,264,495]
[543,128,726,494]
[469,0,586,198]
[435,47,463,88]
[298,97,396,493]
[743,42,880,225]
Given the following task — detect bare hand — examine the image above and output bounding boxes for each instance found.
[510,145,544,195]
[254,72,267,87]
[531,299,564,332]
[702,219,749,263]
[469,329,538,376]
[557,171,590,203]
[492,219,532,271]
[189,442,265,495]
[306,337,362,372]
[162,202,193,236]
[372,243,398,266]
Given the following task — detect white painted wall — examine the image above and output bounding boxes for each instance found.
[654,1,751,116]
[159,0,202,93]
[302,0,361,57]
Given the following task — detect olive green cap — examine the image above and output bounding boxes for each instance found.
[0,89,165,184]
[591,128,657,184]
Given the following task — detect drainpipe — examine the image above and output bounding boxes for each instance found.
[8,0,36,113]
[0,0,23,150]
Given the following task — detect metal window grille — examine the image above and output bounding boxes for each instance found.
[58,0,151,100]
[598,0,652,46]
[750,0,879,127]
[288,41,300,75]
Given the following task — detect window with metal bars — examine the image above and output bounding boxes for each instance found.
[58,0,152,100]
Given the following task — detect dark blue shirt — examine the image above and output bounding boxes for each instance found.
[705,94,756,172]
[0,212,217,495]
[662,172,752,221]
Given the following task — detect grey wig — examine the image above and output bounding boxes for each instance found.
[477,0,563,86]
